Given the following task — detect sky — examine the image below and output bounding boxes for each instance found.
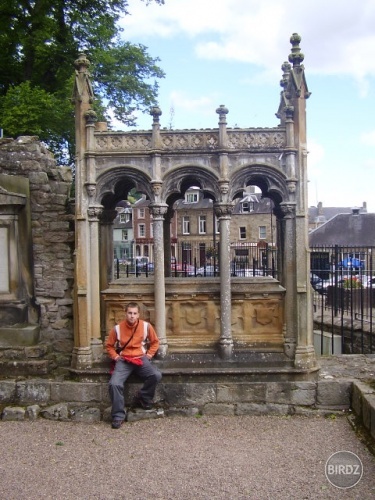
[116,0,375,211]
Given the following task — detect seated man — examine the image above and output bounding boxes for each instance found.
[106,302,162,429]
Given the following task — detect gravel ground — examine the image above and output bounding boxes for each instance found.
[0,414,374,500]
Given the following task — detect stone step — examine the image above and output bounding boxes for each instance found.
[0,360,51,377]
[0,324,40,347]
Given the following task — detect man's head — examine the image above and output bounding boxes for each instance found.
[125,302,140,325]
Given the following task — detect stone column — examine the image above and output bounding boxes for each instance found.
[148,202,168,358]
[87,204,104,362]
[150,106,162,150]
[99,209,117,338]
[294,150,316,370]
[71,54,96,369]
[284,105,298,194]
[279,203,297,359]
[163,207,174,278]
[214,200,234,359]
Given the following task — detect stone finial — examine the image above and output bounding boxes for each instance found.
[216,105,229,123]
[84,109,97,124]
[284,105,294,120]
[288,33,304,67]
[150,106,162,124]
[280,61,291,89]
[74,53,90,72]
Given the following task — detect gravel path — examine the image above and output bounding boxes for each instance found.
[0,414,374,500]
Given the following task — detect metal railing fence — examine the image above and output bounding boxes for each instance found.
[311,245,375,355]
[113,241,278,279]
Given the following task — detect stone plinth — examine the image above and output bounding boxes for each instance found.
[102,276,286,354]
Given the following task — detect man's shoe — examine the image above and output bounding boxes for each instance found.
[132,395,153,410]
[111,419,124,429]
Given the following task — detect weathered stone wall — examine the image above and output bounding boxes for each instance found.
[0,136,74,369]
[1,355,375,428]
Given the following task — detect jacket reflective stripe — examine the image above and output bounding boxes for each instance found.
[115,322,149,353]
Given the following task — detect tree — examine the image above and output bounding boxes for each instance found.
[0,0,165,164]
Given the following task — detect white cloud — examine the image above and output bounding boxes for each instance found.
[122,0,375,85]
[165,90,221,128]
[360,130,375,146]
[169,90,216,112]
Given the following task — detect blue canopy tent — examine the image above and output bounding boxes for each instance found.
[339,257,364,269]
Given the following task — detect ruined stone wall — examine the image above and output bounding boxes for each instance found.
[0,137,74,369]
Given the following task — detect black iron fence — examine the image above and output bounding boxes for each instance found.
[311,245,375,355]
[114,241,278,279]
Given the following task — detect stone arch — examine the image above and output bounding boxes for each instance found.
[230,163,288,208]
[162,164,220,205]
[96,165,153,209]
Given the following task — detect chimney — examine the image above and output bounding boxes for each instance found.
[317,201,323,215]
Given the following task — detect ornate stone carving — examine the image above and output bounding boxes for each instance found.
[110,136,123,149]
[85,183,96,198]
[216,104,229,123]
[151,181,163,196]
[93,128,286,152]
[280,61,291,89]
[254,306,275,326]
[148,203,168,218]
[228,131,285,149]
[287,178,297,193]
[87,205,103,220]
[150,106,162,123]
[214,202,234,218]
[207,136,218,149]
[84,109,97,124]
[288,33,304,67]
[279,202,296,218]
[284,106,294,120]
[218,180,229,195]
[73,53,94,104]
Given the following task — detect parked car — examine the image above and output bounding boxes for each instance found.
[310,273,321,286]
[360,276,375,288]
[190,265,219,277]
[312,278,331,294]
[170,261,195,275]
[312,275,364,294]
[233,268,269,277]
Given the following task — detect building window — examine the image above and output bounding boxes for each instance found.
[150,222,153,238]
[122,229,128,241]
[186,192,198,203]
[239,227,246,239]
[138,224,145,237]
[138,208,145,218]
[120,213,130,223]
[182,216,190,235]
[215,216,220,234]
[259,226,266,239]
[199,215,206,234]
[242,202,254,213]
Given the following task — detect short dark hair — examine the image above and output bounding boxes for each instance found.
[125,302,140,312]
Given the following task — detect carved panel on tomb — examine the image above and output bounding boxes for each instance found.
[95,132,152,152]
[227,130,285,150]
[102,279,285,352]
[94,129,285,154]
[231,298,284,348]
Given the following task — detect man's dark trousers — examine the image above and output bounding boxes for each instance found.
[109,356,162,420]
